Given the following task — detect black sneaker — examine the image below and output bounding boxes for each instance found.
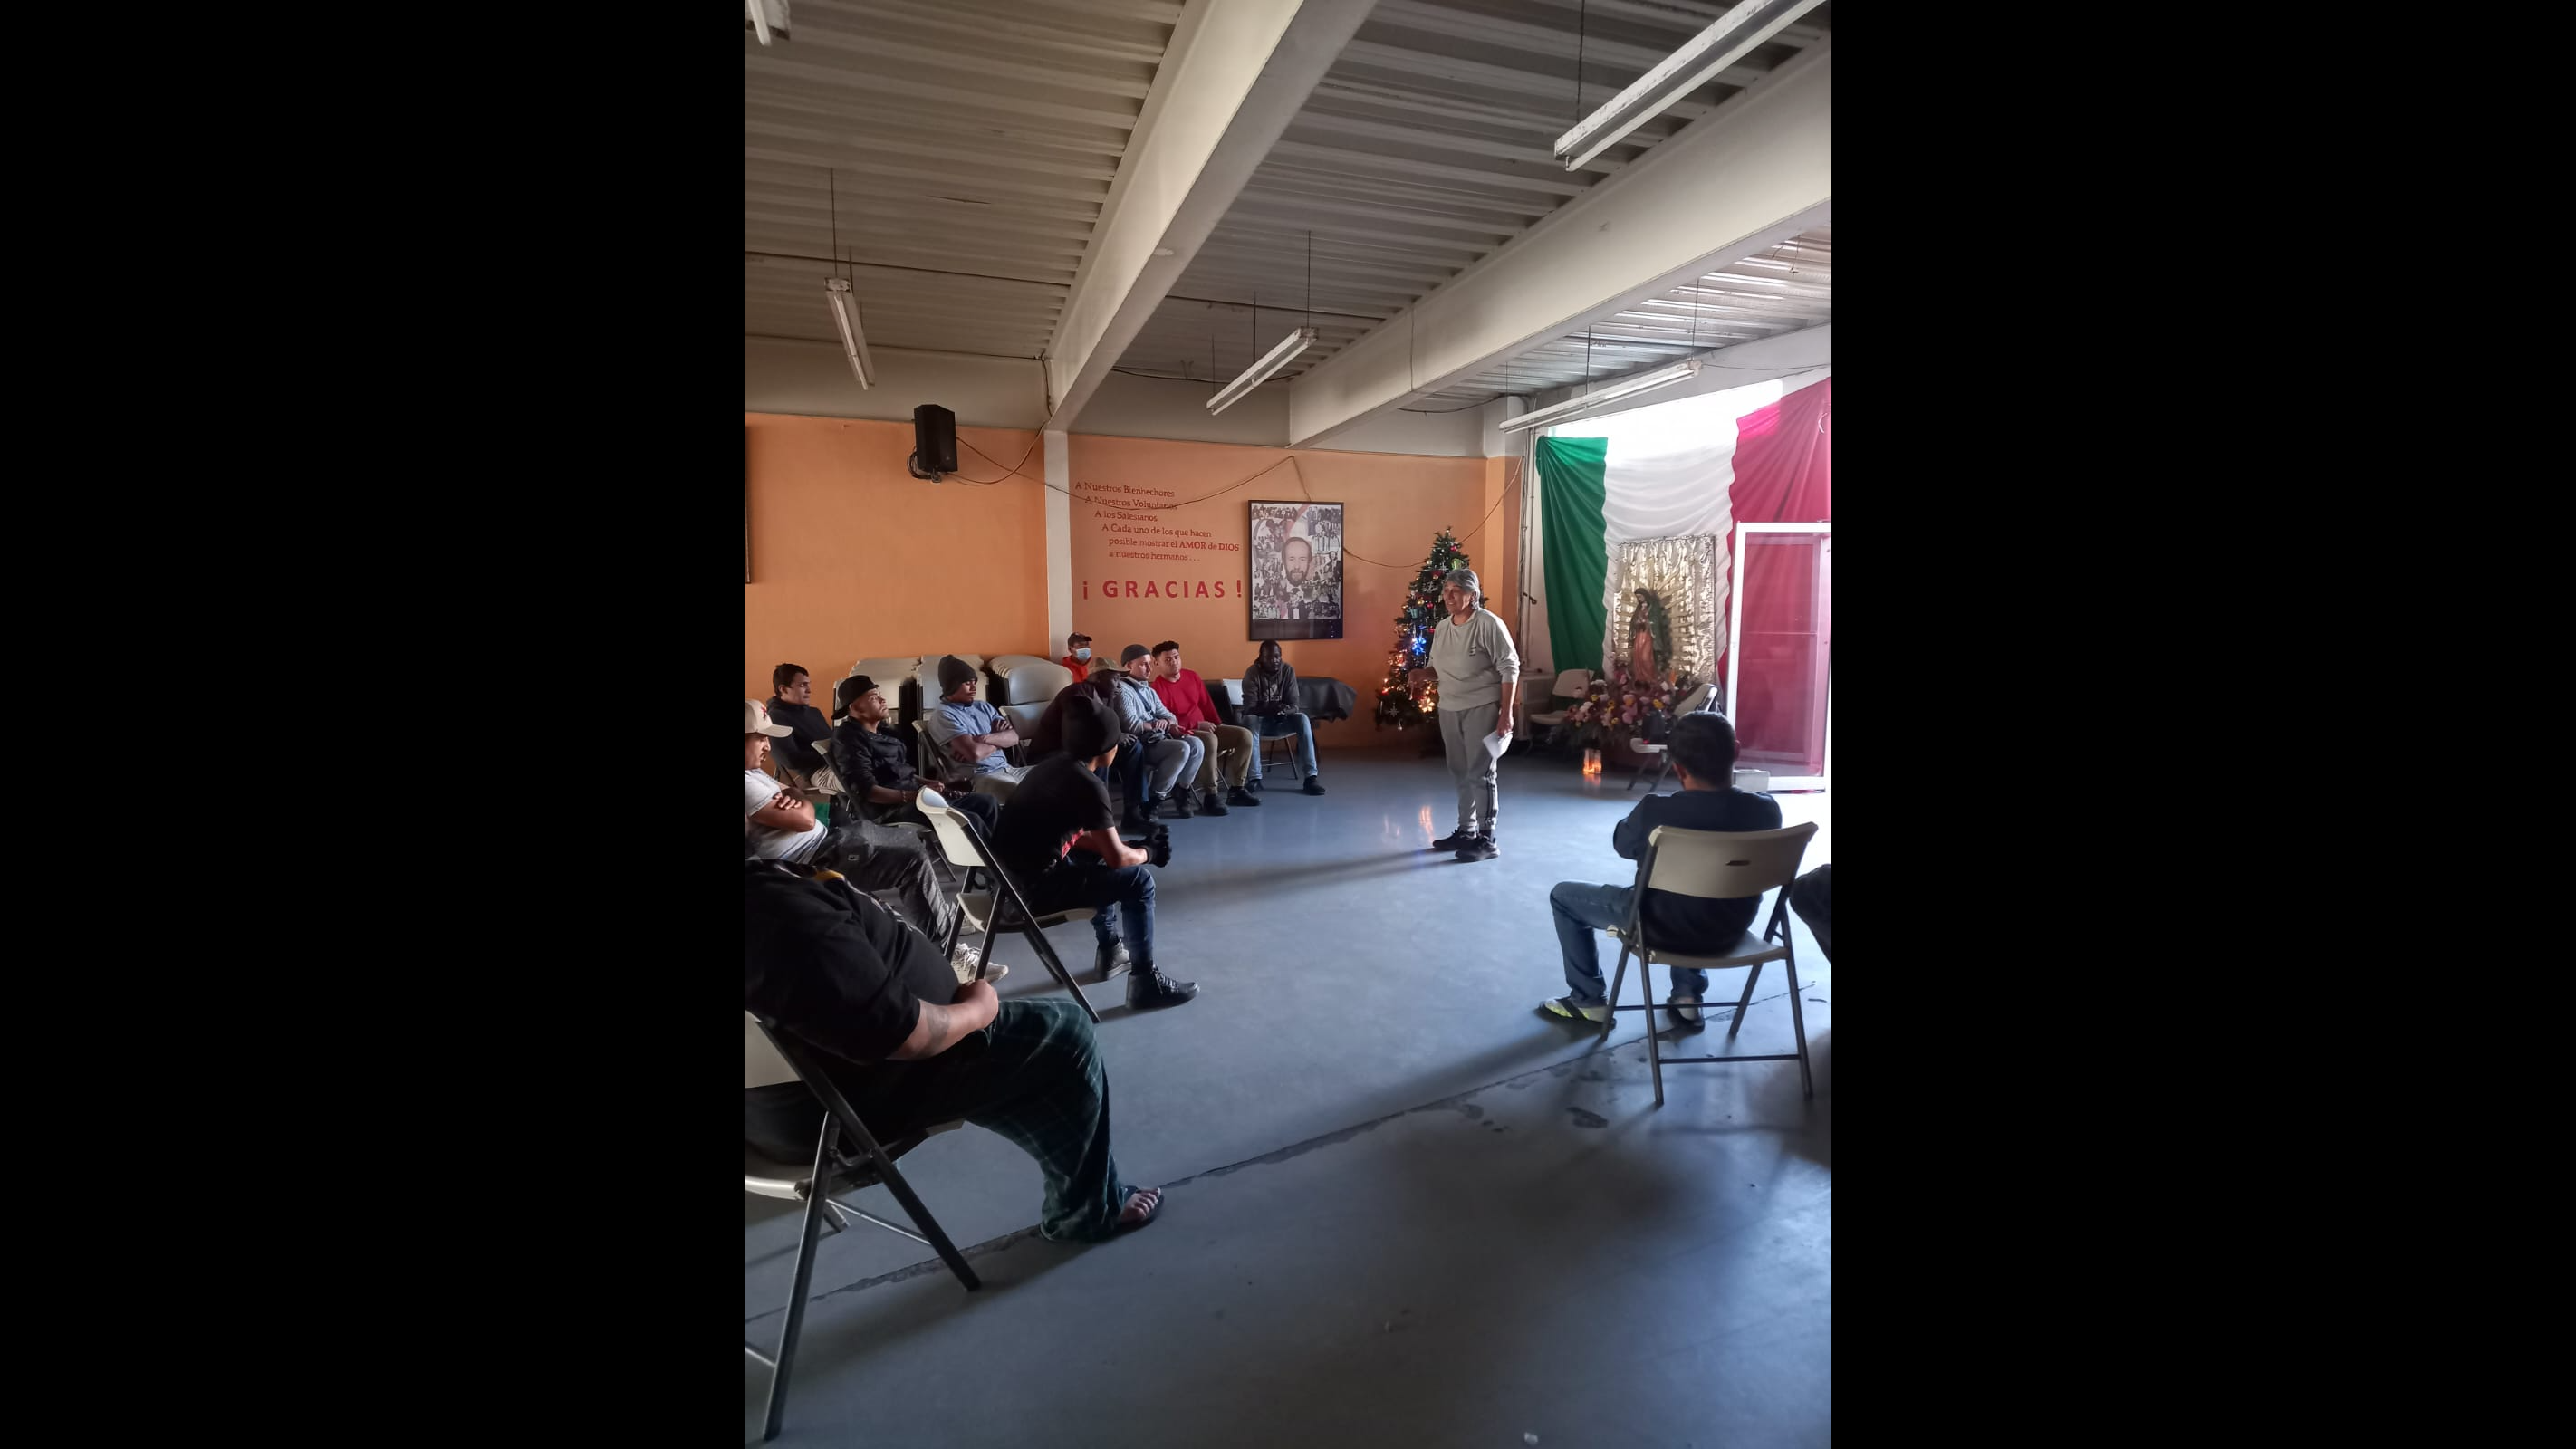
[1454,834,1497,862]
[1226,785,1262,807]
[1199,789,1229,816]
[1094,940,1133,982]
[1429,830,1476,851]
[1302,776,1326,795]
[1127,967,1199,1010]
[1159,791,1193,820]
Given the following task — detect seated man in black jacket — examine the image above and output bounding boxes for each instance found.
[1537,711,1783,1027]
[830,675,1000,835]
[764,663,836,802]
[994,695,1197,1010]
[745,845,1163,1241]
[1027,672,1152,834]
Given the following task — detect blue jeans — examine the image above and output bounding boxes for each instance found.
[1550,881,1707,1006]
[1024,854,1155,966]
[1246,711,1317,780]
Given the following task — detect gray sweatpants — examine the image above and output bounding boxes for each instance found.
[1141,733,1202,795]
[1438,701,1501,835]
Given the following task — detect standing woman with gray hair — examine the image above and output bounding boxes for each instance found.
[1416,567,1521,861]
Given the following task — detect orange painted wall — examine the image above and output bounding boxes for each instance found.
[1066,436,1522,751]
[743,413,1046,701]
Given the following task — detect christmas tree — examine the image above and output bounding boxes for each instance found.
[1374,527,1471,730]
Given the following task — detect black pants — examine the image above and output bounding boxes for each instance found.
[1101,740,1150,827]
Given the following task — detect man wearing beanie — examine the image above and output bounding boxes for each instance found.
[1106,643,1206,818]
[1420,566,1520,861]
[924,655,1029,798]
[991,693,1198,1011]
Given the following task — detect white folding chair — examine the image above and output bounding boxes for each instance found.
[914,788,1101,1021]
[1526,668,1593,733]
[1627,680,1714,792]
[743,1009,976,1441]
[1600,821,1821,1105]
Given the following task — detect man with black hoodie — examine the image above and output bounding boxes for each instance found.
[1535,711,1782,1027]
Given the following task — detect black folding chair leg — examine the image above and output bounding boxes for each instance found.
[760,1117,837,1443]
[1641,949,1665,1107]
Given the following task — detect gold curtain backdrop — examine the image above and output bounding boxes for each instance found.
[1600,533,1725,704]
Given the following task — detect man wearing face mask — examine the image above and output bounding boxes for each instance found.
[1060,632,1096,676]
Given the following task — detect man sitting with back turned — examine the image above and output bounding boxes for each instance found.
[989,693,1198,1010]
[831,674,1001,836]
[745,841,1164,1241]
[1107,644,1205,819]
[923,655,1028,798]
[1149,639,1258,812]
[1536,711,1783,1027]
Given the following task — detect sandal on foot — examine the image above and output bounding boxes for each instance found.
[1116,1186,1163,1233]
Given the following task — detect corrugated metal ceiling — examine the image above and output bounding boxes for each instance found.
[1110,0,1831,392]
[1420,226,1831,408]
[743,0,1181,359]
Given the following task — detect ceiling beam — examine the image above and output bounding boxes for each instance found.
[1043,0,1379,428]
[1287,40,1830,447]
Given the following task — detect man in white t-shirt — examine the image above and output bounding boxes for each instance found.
[745,700,1004,983]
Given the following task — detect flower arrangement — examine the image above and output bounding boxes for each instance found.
[1552,668,1696,754]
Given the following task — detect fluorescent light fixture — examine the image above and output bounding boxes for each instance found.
[823,278,873,389]
[1206,326,1317,415]
[745,0,788,45]
[1498,360,1703,434]
[1553,0,1825,171]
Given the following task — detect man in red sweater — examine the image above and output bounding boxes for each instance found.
[1149,640,1259,811]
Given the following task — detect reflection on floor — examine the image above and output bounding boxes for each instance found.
[747,746,1831,1445]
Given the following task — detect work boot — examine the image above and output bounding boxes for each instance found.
[1302,775,1326,795]
[1198,788,1229,816]
[1094,940,1133,982]
[1159,790,1193,820]
[1127,966,1199,1011]
[1226,785,1262,807]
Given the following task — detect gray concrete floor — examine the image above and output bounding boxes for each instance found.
[747,744,1832,1445]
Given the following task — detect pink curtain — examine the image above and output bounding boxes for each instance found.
[1715,377,1832,762]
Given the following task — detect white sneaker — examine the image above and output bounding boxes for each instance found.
[1668,993,1703,1025]
[1538,995,1610,1024]
[949,941,1009,984]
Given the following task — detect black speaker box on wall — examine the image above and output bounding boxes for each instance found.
[910,404,957,478]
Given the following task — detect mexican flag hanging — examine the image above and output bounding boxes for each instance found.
[1532,372,1832,692]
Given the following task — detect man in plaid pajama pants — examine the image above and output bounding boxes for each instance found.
[744,854,1163,1240]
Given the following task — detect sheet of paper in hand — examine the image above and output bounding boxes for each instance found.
[1483,731,1508,760]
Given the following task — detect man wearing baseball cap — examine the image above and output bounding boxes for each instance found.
[746,699,1005,984]
[991,693,1197,1010]
[1059,632,1095,675]
[1417,566,1520,861]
